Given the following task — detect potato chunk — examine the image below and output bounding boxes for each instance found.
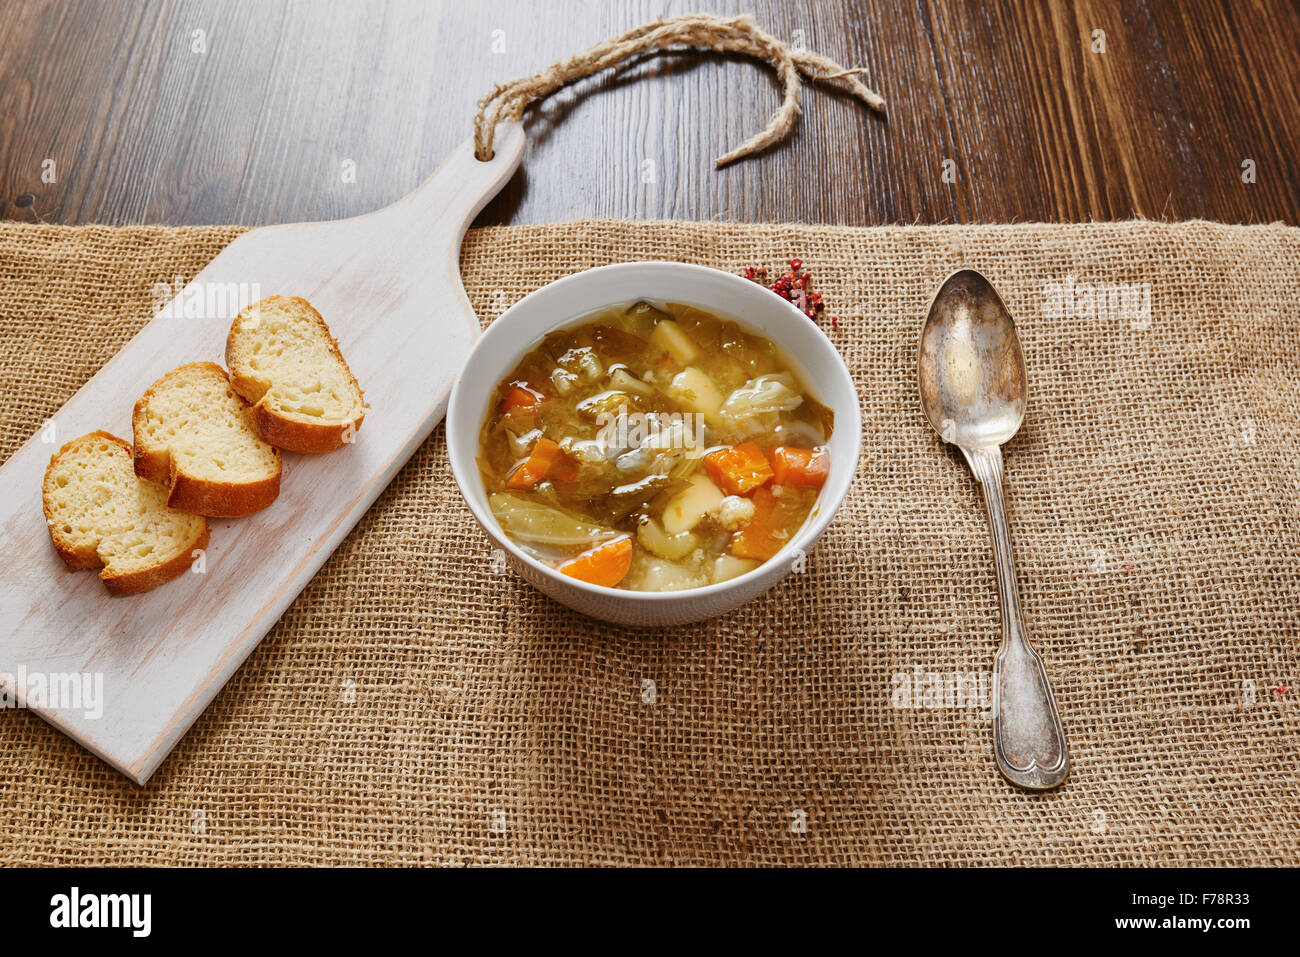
[661,473,725,534]
[650,319,699,364]
[668,367,725,424]
[711,554,759,583]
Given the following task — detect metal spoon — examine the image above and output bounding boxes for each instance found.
[917,269,1069,790]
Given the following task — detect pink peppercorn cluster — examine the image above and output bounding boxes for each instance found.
[742,259,837,326]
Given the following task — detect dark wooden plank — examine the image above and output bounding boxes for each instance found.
[1,0,1297,228]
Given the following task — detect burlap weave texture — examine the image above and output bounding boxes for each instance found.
[1,218,1296,865]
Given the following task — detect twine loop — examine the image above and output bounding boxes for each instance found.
[472,14,884,166]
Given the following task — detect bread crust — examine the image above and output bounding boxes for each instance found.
[100,522,210,596]
[163,460,280,516]
[226,296,366,454]
[132,361,282,517]
[245,400,363,454]
[42,431,209,596]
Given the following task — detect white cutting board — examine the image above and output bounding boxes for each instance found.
[0,124,525,783]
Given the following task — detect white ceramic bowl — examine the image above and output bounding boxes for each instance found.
[447,262,861,627]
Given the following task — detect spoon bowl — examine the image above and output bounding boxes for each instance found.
[919,270,1026,449]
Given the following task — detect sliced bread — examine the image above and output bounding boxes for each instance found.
[226,295,366,453]
[42,431,209,596]
[133,361,282,516]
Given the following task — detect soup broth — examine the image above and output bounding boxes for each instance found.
[478,301,833,591]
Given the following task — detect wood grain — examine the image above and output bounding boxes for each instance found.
[1,0,1296,229]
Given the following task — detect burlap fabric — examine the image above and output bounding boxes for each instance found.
[1,219,1296,866]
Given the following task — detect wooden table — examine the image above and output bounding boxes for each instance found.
[2,0,1297,228]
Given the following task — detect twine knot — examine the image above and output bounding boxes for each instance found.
[472,13,884,166]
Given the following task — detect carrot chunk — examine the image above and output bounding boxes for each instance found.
[703,441,774,495]
[770,446,830,489]
[501,382,543,413]
[507,437,565,489]
[729,487,788,561]
[559,536,633,588]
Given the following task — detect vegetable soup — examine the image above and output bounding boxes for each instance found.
[478,301,833,591]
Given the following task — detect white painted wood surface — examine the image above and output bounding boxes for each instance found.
[0,123,525,784]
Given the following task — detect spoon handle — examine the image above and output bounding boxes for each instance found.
[962,446,1070,790]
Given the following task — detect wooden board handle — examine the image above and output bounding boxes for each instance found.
[384,121,526,233]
